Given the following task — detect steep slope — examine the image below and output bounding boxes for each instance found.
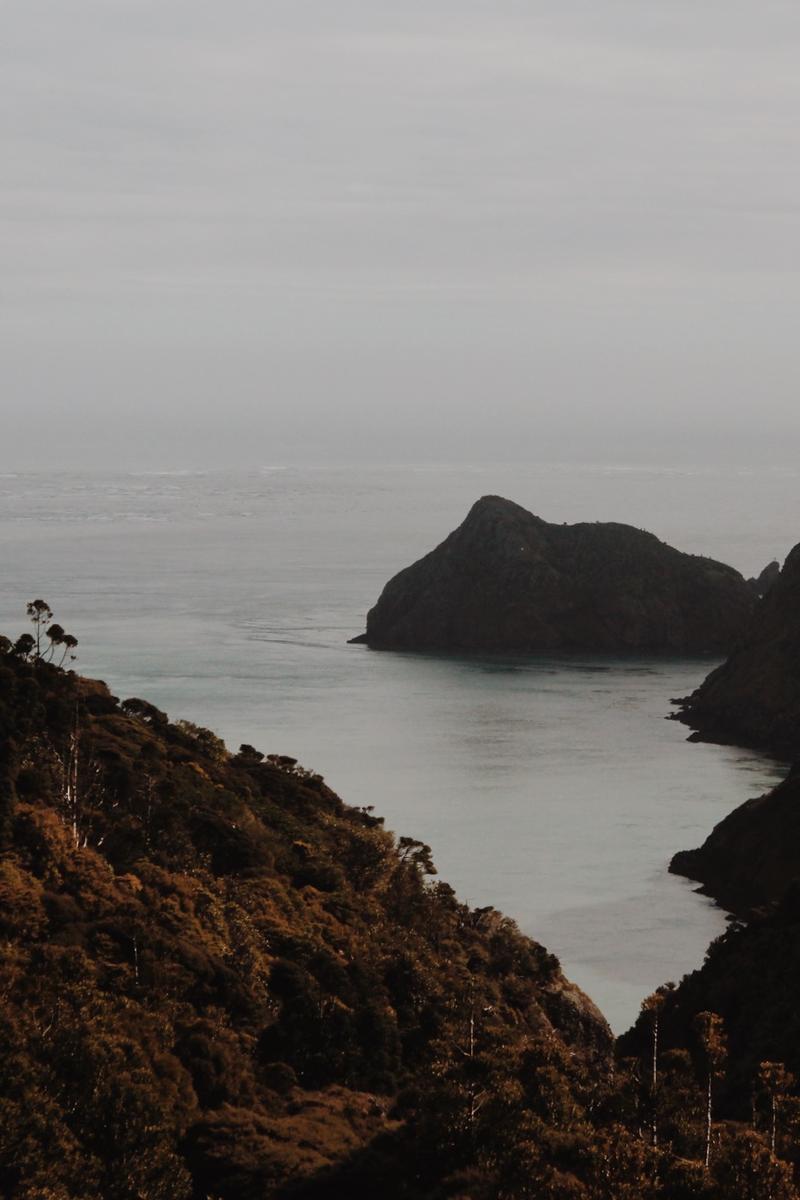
[620,888,800,1147]
[676,543,800,757]
[3,628,798,1198]
[670,766,798,913]
[748,560,781,598]
[0,640,630,1200]
[353,496,755,654]
[644,548,800,1192]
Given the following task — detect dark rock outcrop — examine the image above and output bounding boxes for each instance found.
[748,559,781,598]
[670,765,796,914]
[354,496,755,654]
[676,543,800,758]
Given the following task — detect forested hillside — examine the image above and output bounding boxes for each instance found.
[0,626,615,1199]
[621,890,800,1190]
[676,542,800,757]
[1,612,798,1199]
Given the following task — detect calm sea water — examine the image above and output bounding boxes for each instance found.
[1,463,796,1032]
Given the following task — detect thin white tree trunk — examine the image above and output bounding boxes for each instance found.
[771,1094,777,1156]
[64,706,81,847]
[705,1075,712,1169]
[652,1013,658,1148]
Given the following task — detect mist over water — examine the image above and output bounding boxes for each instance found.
[0,461,792,1031]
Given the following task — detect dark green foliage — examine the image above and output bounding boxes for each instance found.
[13,632,35,659]
[121,697,169,727]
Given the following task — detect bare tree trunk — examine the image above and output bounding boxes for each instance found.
[63,704,81,847]
[144,774,153,849]
[705,1074,712,1169]
[651,1011,659,1147]
[467,986,475,1131]
[771,1094,777,1156]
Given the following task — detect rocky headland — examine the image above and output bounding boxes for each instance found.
[675,542,800,758]
[353,495,756,654]
[670,766,797,914]
[670,543,800,915]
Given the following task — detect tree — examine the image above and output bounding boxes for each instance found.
[13,602,78,666]
[26,599,53,657]
[44,623,65,661]
[640,986,671,1148]
[657,1048,705,1157]
[693,1010,727,1170]
[757,1061,795,1157]
[397,836,437,875]
[237,744,264,763]
[712,1128,797,1200]
[174,720,226,762]
[13,632,35,660]
[58,634,79,667]
[122,698,168,728]
[43,622,79,667]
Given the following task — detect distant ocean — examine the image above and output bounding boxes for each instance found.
[1,462,795,1032]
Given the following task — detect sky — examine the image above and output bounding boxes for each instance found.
[3,0,800,469]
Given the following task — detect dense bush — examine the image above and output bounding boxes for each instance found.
[0,628,798,1198]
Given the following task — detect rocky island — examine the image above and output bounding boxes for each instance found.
[353,496,755,654]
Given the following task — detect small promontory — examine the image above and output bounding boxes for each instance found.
[353,496,755,654]
[676,542,800,757]
[670,765,796,914]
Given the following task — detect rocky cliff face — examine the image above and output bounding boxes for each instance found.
[676,543,800,757]
[748,559,781,598]
[354,496,755,654]
[670,766,796,914]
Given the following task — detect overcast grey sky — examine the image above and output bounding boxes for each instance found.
[3,0,800,468]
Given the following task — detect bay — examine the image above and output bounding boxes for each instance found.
[0,462,794,1031]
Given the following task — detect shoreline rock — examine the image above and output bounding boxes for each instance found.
[669,764,797,916]
[675,543,800,758]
